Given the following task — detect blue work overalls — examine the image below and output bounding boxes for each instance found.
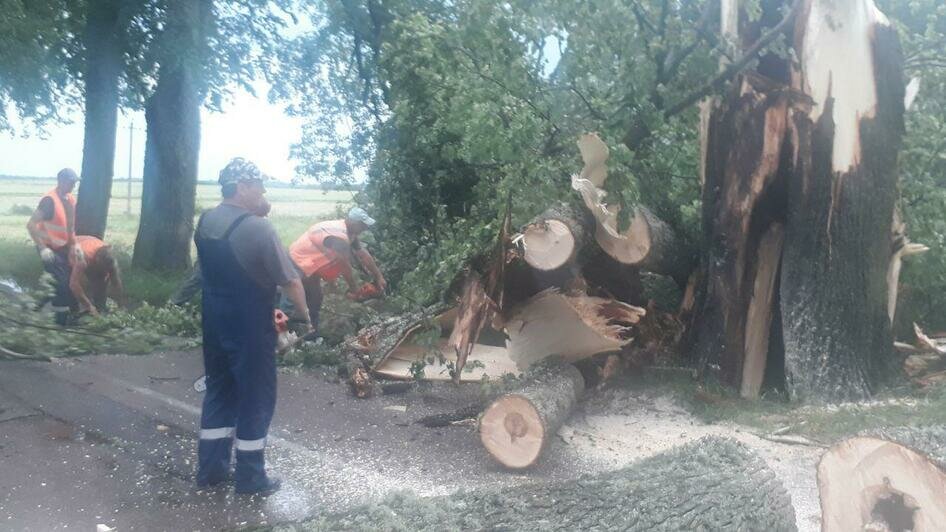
[194,212,278,492]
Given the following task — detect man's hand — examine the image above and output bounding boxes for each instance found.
[72,246,86,266]
[39,247,55,264]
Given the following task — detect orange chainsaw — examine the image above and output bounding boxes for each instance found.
[347,282,383,302]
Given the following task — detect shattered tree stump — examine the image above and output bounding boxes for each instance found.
[478,360,585,469]
[276,437,797,532]
[819,426,946,531]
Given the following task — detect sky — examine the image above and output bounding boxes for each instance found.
[0,33,563,184]
[0,86,303,182]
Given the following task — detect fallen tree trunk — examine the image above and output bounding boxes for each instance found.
[571,133,694,285]
[518,203,592,272]
[819,426,946,532]
[277,437,798,531]
[478,360,585,469]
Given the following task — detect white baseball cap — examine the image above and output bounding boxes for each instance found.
[348,207,376,226]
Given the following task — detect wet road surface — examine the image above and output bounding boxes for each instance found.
[0,351,596,530]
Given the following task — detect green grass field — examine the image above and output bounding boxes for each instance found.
[0,177,355,302]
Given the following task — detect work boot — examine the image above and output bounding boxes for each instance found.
[235,476,281,496]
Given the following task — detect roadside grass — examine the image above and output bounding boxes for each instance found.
[628,369,946,442]
[0,177,354,305]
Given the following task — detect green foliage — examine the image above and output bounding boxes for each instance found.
[880,0,946,334]
[280,340,344,368]
[0,288,198,359]
[0,0,81,130]
[85,302,202,338]
[287,0,723,305]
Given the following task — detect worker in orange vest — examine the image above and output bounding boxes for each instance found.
[26,168,80,325]
[288,207,386,332]
[69,236,126,316]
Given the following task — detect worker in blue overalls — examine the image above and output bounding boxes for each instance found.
[194,158,312,495]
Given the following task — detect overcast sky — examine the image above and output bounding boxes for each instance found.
[0,87,303,182]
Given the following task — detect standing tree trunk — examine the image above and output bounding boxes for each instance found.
[779,0,904,401]
[688,0,905,402]
[132,0,207,271]
[75,0,123,239]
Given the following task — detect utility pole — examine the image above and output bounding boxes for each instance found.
[126,121,133,215]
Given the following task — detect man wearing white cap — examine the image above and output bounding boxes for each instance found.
[288,206,386,332]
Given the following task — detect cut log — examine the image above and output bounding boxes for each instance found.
[478,360,584,469]
[278,437,798,531]
[819,427,946,532]
[504,289,644,369]
[517,203,592,271]
[571,133,694,284]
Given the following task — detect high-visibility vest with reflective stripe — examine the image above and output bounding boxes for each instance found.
[76,235,106,261]
[38,188,76,250]
[289,220,350,279]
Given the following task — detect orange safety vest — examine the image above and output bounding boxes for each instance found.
[38,188,76,250]
[289,220,351,280]
[76,235,106,262]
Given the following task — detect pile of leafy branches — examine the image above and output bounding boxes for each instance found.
[0,277,199,360]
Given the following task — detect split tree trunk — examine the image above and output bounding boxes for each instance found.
[689,0,906,402]
[478,360,584,469]
[819,426,946,531]
[286,437,797,531]
[75,0,123,239]
[132,0,207,271]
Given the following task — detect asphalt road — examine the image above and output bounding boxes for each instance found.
[0,351,593,531]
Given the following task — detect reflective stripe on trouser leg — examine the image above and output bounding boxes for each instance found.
[197,341,238,486]
[235,437,266,451]
[233,328,277,492]
[200,427,235,439]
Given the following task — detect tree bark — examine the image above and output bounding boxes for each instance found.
[132,0,207,271]
[688,0,906,403]
[780,0,905,402]
[75,0,123,239]
[571,133,695,286]
[688,73,793,391]
[478,360,584,469]
[283,437,797,531]
[819,427,946,532]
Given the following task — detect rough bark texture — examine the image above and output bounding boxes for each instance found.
[478,360,584,469]
[343,304,450,396]
[571,133,694,284]
[132,0,207,271]
[275,437,797,531]
[780,11,905,402]
[75,0,123,239]
[632,206,696,286]
[689,0,906,403]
